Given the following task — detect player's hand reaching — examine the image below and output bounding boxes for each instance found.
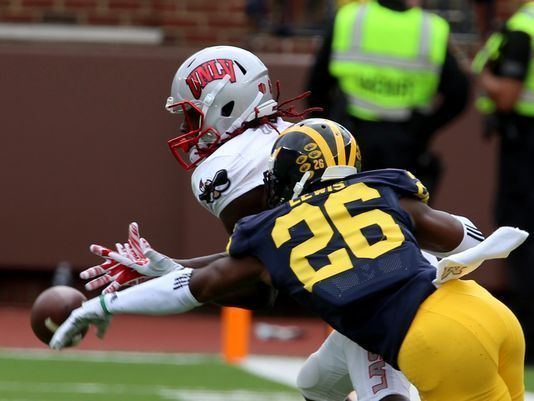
[80,222,184,293]
[49,296,111,350]
[81,244,149,293]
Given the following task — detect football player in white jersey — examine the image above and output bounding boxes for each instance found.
[76,46,479,401]
[164,45,411,401]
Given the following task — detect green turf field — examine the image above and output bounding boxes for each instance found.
[526,369,534,392]
[0,349,533,401]
[0,349,300,401]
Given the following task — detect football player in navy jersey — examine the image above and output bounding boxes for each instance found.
[52,118,527,400]
[79,46,416,401]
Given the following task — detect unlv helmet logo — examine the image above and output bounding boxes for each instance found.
[186,59,237,99]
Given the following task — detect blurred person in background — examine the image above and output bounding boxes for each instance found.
[307,0,470,196]
[472,0,534,364]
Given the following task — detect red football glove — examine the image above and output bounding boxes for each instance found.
[80,222,182,294]
[80,252,148,293]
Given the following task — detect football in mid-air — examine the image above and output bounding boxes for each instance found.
[30,286,88,347]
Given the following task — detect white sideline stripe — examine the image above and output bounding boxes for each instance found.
[0,381,168,395]
[162,389,301,401]
[0,382,301,401]
[0,348,214,365]
[0,23,163,44]
[242,355,306,387]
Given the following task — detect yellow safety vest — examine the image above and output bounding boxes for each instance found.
[329,0,449,121]
[472,1,534,117]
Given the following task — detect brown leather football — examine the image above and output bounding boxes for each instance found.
[30,286,88,347]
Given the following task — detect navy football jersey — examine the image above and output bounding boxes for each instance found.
[228,169,436,368]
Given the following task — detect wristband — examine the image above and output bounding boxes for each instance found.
[99,295,112,315]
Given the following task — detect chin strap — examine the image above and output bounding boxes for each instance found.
[189,74,233,159]
[202,74,231,117]
[227,91,266,134]
[292,171,312,199]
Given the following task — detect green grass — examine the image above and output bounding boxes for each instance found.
[0,349,532,401]
[526,368,534,392]
[0,349,300,401]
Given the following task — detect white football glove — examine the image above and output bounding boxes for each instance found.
[49,296,111,350]
[433,226,529,287]
[81,222,183,293]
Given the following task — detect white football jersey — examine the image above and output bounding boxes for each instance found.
[191,118,292,217]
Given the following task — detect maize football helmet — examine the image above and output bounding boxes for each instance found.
[165,46,277,170]
[264,118,362,208]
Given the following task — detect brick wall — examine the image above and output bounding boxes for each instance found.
[0,0,524,52]
[0,0,319,52]
[0,0,245,44]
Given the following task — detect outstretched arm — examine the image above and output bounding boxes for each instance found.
[50,255,267,349]
[174,253,228,269]
[179,253,276,310]
[81,220,276,310]
[189,256,268,303]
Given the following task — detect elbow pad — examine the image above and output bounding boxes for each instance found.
[428,214,485,259]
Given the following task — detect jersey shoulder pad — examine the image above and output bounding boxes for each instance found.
[358,169,430,203]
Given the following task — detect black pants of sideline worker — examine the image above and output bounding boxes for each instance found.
[343,117,442,197]
[495,114,534,364]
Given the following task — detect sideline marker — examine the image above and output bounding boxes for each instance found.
[222,307,251,363]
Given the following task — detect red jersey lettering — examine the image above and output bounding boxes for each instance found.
[368,352,388,394]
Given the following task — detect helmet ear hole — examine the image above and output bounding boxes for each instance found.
[221,101,235,117]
